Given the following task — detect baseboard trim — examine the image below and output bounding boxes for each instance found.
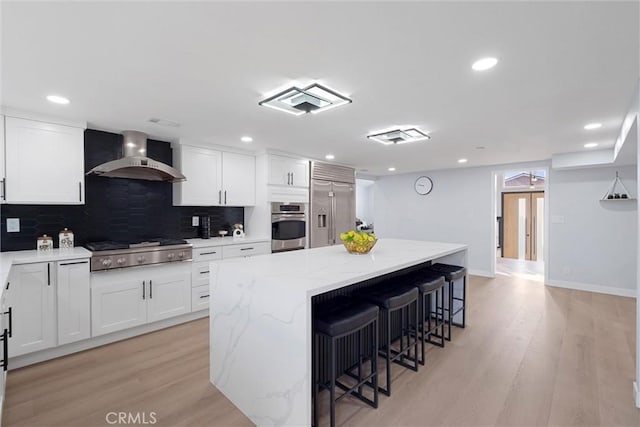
[546,279,636,298]
[9,310,209,369]
[469,269,495,278]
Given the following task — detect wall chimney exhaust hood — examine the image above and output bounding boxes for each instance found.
[86,131,186,182]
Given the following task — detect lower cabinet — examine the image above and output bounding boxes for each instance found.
[6,262,56,357]
[91,264,191,337]
[57,259,91,345]
[222,241,271,259]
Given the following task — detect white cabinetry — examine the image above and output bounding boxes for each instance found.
[146,273,191,322]
[91,263,191,337]
[6,263,56,357]
[222,152,255,206]
[4,117,85,204]
[222,241,271,259]
[56,259,91,345]
[269,155,309,187]
[173,144,255,206]
[91,278,147,336]
[173,145,222,206]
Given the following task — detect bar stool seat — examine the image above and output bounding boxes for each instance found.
[427,263,467,341]
[429,263,466,281]
[404,270,446,293]
[316,297,379,337]
[313,296,379,427]
[358,284,418,310]
[355,284,419,396]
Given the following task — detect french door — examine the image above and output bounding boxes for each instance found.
[502,192,544,261]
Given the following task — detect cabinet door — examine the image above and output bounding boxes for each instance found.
[57,260,90,345]
[5,117,84,204]
[146,273,191,323]
[222,152,255,206]
[268,155,294,186]
[290,160,309,187]
[173,145,222,206]
[91,278,147,337]
[6,263,56,357]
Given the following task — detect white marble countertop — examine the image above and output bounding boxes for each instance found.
[186,235,270,248]
[212,238,467,297]
[210,239,468,426]
[0,247,92,294]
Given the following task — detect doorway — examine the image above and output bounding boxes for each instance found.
[495,170,546,282]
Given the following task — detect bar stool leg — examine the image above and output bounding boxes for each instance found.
[413,300,419,370]
[446,281,453,341]
[461,275,467,328]
[372,321,379,408]
[420,293,426,365]
[384,311,391,396]
[329,337,336,427]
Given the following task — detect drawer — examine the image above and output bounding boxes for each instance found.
[222,241,271,259]
[193,246,222,263]
[192,261,212,288]
[192,285,210,312]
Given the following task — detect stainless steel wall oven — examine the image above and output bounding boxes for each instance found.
[271,202,306,253]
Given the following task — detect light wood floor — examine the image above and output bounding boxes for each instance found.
[3,275,639,426]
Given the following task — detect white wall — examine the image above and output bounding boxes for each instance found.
[547,165,637,295]
[374,161,637,294]
[374,166,499,276]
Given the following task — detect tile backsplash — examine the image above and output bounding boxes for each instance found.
[0,129,243,251]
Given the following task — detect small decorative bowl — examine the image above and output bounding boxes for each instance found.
[342,238,377,255]
[218,230,229,237]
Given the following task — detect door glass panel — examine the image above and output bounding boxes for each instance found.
[518,198,526,259]
[536,198,544,259]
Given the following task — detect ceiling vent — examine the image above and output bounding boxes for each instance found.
[367,128,431,145]
[259,83,351,116]
[148,118,181,128]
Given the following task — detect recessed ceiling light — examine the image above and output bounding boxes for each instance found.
[241,136,253,143]
[458,158,468,164]
[367,127,430,145]
[584,142,599,148]
[471,57,498,71]
[325,154,335,160]
[584,123,602,130]
[475,146,486,150]
[388,167,396,172]
[259,83,351,116]
[46,94,70,105]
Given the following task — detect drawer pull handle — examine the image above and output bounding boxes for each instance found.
[199,271,210,274]
[199,251,217,255]
[59,260,89,266]
[240,247,254,251]
[199,295,210,299]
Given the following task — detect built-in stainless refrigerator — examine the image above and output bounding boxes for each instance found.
[310,162,356,248]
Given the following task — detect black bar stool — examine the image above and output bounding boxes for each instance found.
[313,296,379,427]
[427,263,467,341]
[402,270,446,364]
[355,284,419,396]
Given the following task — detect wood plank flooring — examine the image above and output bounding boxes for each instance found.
[3,274,638,426]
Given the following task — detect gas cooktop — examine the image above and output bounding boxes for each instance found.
[85,238,192,271]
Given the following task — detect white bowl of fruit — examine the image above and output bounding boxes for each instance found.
[339,230,377,254]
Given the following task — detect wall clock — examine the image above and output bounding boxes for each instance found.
[414,176,433,195]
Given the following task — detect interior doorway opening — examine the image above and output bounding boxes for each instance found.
[495,170,546,282]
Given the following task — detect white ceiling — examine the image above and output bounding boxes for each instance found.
[2,1,638,175]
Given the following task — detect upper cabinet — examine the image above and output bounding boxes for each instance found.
[268,155,309,188]
[173,144,255,207]
[4,116,85,204]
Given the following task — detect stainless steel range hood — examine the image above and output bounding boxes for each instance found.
[87,131,186,182]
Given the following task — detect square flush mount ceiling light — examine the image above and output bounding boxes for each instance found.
[259,83,352,116]
[367,127,431,145]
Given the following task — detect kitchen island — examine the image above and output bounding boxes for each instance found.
[209,239,467,426]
